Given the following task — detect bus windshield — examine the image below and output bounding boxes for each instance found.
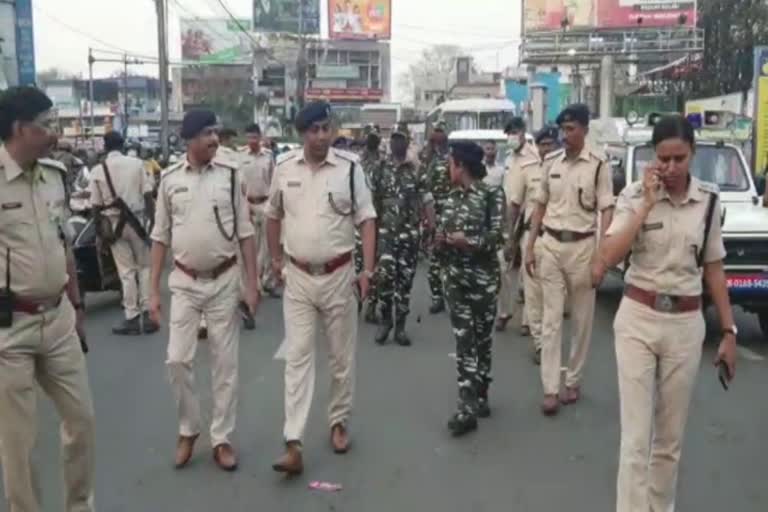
[633,145,750,192]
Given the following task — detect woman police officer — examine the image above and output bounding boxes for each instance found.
[434,142,505,436]
[599,115,737,512]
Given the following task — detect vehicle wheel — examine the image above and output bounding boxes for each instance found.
[758,311,768,340]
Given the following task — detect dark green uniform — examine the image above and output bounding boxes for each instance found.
[441,181,504,426]
[424,151,451,309]
[357,150,384,321]
[370,156,432,340]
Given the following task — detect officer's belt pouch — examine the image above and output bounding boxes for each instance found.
[0,288,16,328]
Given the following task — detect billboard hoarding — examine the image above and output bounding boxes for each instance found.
[15,0,36,86]
[524,0,696,32]
[598,0,696,28]
[753,47,768,175]
[253,0,320,34]
[180,18,253,65]
[316,65,360,79]
[328,0,391,40]
[305,87,383,101]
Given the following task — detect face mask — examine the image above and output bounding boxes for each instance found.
[508,136,522,152]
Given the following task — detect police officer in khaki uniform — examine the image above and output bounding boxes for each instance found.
[0,87,96,512]
[149,110,260,472]
[496,118,539,332]
[266,102,377,475]
[239,123,278,297]
[600,116,737,512]
[89,131,157,335]
[525,104,614,415]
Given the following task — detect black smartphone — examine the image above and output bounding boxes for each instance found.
[717,361,730,391]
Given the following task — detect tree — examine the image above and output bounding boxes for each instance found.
[697,0,768,96]
[397,45,462,104]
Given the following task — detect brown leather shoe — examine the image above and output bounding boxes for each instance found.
[560,386,581,405]
[541,394,560,416]
[174,434,199,468]
[495,316,511,332]
[272,441,304,476]
[213,443,238,471]
[331,423,350,454]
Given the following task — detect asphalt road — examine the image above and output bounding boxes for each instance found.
[4,269,767,512]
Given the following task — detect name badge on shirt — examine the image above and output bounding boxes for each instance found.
[642,222,664,232]
[531,178,541,182]
[550,173,561,179]
[287,181,302,188]
[173,186,189,194]
[1,202,22,210]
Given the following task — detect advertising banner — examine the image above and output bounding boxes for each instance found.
[316,65,360,79]
[15,0,36,86]
[328,0,391,40]
[180,18,253,65]
[253,0,320,34]
[598,0,696,28]
[524,0,695,32]
[305,87,384,101]
[753,47,768,175]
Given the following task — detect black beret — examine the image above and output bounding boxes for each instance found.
[244,123,261,134]
[295,101,331,132]
[181,109,218,140]
[0,86,53,140]
[103,131,125,151]
[535,125,559,143]
[556,103,590,126]
[504,117,526,134]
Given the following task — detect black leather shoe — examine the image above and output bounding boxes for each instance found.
[447,412,478,437]
[375,322,392,345]
[239,302,256,331]
[477,397,491,418]
[394,324,411,346]
[141,311,159,334]
[113,316,141,335]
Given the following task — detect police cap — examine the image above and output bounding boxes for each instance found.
[244,123,261,134]
[0,86,53,141]
[504,117,526,134]
[295,101,332,133]
[535,125,559,144]
[180,109,218,140]
[556,103,590,127]
[332,136,349,148]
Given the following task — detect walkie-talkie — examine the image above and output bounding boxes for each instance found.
[0,248,16,328]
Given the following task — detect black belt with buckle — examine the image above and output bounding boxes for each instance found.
[544,227,595,243]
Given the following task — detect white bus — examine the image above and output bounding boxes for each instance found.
[426,98,518,135]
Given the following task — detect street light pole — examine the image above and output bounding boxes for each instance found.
[88,48,95,139]
[296,0,307,110]
[156,0,170,161]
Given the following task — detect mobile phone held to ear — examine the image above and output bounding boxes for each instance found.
[717,361,731,391]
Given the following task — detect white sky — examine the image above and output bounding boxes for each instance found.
[32,0,522,100]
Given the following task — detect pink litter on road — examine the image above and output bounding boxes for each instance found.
[309,481,343,492]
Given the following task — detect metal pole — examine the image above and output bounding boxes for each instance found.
[123,54,129,137]
[599,55,615,120]
[296,0,306,110]
[88,48,95,139]
[156,0,170,161]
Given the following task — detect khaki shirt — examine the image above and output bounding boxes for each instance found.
[151,157,254,270]
[89,151,153,217]
[239,147,275,201]
[0,146,71,300]
[216,146,244,168]
[505,151,544,224]
[265,148,377,264]
[606,177,726,296]
[536,145,614,232]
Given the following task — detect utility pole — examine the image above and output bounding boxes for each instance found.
[296,0,307,110]
[156,0,170,161]
[123,54,129,137]
[88,48,95,139]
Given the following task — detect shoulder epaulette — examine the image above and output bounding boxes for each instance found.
[213,158,238,171]
[589,150,606,162]
[161,160,185,178]
[38,158,67,173]
[544,149,565,161]
[696,179,720,195]
[277,149,299,165]
[521,158,541,169]
[626,181,644,198]
[332,148,359,163]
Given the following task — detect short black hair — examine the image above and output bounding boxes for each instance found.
[244,123,261,134]
[103,131,125,152]
[0,86,53,141]
[504,117,526,134]
[450,141,486,179]
[651,115,695,148]
[218,127,237,139]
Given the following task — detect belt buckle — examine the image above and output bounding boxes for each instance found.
[654,294,675,313]
[561,231,574,242]
[308,263,326,276]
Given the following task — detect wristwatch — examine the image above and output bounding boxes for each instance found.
[722,325,738,337]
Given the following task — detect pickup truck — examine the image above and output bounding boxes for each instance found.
[609,139,768,338]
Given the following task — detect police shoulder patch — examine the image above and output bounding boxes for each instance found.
[544,148,565,161]
[38,158,67,174]
[332,148,360,163]
[521,158,540,169]
[276,149,300,166]
[161,160,185,178]
[696,178,720,195]
[213,158,238,171]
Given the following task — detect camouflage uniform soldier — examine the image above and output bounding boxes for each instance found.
[424,124,451,314]
[436,142,504,437]
[370,127,435,346]
[358,125,384,323]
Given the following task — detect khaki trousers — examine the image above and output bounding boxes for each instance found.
[246,206,276,291]
[496,249,517,319]
[0,300,96,512]
[166,265,240,447]
[537,233,596,395]
[614,297,704,512]
[521,231,544,349]
[282,260,357,442]
[110,223,150,319]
